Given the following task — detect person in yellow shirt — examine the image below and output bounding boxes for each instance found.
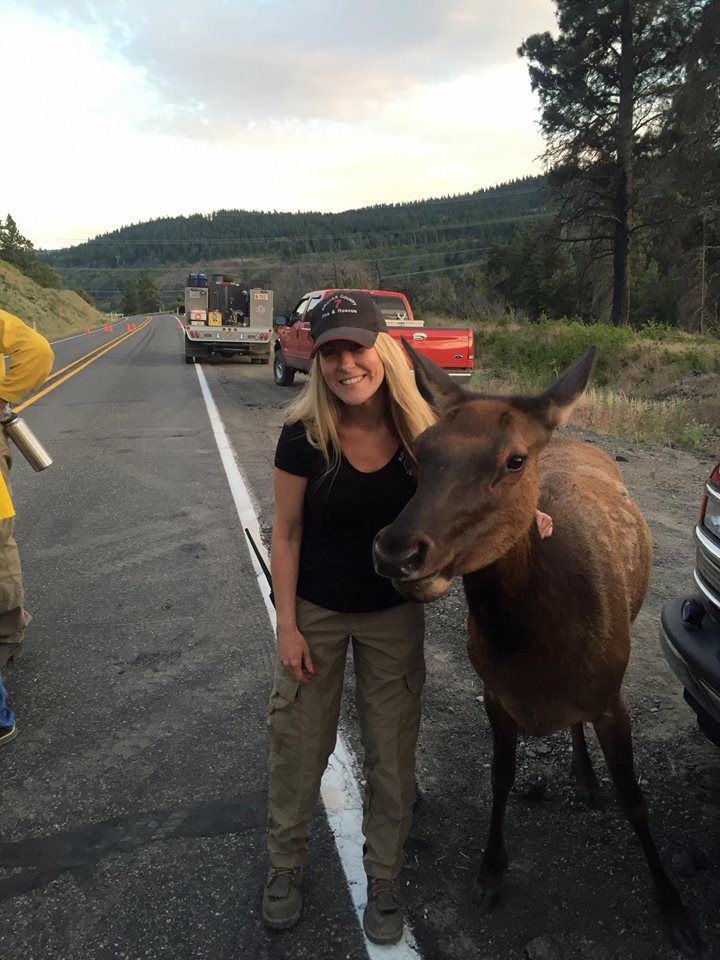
[0,309,54,745]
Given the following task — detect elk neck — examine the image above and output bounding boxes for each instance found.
[462,518,554,657]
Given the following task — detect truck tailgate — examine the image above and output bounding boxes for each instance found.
[389,327,473,375]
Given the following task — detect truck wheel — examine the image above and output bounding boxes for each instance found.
[273,351,296,386]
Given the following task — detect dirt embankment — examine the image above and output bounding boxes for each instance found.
[0,260,106,340]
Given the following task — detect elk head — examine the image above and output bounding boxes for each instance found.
[372,344,596,602]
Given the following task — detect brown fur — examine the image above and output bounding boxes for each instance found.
[464,433,652,736]
[373,349,702,956]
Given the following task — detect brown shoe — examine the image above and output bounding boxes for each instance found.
[262,866,304,930]
[363,877,403,945]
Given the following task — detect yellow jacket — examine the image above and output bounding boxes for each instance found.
[0,310,54,403]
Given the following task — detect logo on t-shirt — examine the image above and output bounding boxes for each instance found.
[397,450,414,477]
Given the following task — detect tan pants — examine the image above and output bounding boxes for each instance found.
[267,597,425,879]
[0,431,28,669]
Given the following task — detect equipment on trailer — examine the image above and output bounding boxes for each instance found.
[183,275,273,364]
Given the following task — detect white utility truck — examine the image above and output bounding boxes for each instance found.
[183,272,273,364]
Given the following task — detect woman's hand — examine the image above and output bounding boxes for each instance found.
[277,623,315,683]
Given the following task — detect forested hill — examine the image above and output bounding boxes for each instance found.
[41,177,547,268]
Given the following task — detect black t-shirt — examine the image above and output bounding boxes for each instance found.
[274,420,416,612]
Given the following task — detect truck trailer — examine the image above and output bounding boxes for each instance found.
[183,273,273,364]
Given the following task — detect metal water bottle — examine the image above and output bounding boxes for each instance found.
[2,414,53,472]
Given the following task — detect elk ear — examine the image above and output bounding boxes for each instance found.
[401,339,467,413]
[515,347,596,429]
[540,346,596,427]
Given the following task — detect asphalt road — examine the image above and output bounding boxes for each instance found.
[1,316,719,960]
[0,317,365,960]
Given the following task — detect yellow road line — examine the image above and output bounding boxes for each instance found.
[44,329,134,384]
[15,318,151,413]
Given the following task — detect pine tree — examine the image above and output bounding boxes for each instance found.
[657,0,720,330]
[122,280,141,316]
[136,272,162,312]
[519,0,707,325]
[0,214,34,271]
[0,214,63,288]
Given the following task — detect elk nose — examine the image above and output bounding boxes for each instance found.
[373,530,431,580]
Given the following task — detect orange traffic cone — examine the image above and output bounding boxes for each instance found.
[86,327,91,335]
[109,325,114,332]
[133,322,137,331]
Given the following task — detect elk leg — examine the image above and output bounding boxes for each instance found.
[593,695,703,958]
[570,723,601,807]
[477,689,517,913]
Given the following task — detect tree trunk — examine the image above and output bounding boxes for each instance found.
[612,0,634,327]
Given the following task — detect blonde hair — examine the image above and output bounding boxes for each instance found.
[285,332,437,472]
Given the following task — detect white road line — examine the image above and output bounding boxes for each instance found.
[194,364,275,622]
[195,363,423,960]
[49,329,102,344]
[50,316,145,345]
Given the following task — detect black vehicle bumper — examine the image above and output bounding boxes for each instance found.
[660,596,720,734]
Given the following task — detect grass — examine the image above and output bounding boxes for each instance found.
[572,389,714,451]
[454,315,720,454]
[0,259,107,341]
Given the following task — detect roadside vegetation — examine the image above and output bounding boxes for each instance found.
[0,214,65,291]
[448,314,720,453]
[0,213,107,338]
[0,260,107,340]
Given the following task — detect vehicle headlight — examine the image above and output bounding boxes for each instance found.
[703,492,720,541]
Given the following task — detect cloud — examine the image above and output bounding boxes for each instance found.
[6,2,553,247]
[25,0,555,127]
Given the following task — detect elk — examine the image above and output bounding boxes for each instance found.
[373,347,702,957]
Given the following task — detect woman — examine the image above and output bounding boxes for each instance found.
[264,290,434,945]
[264,291,550,943]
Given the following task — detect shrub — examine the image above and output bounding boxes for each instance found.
[468,314,719,453]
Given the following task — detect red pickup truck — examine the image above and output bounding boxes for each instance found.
[273,289,474,386]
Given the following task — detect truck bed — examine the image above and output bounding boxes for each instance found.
[276,321,473,381]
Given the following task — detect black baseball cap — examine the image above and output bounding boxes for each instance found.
[309,290,388,357]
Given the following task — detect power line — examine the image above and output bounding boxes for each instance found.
[61,243,493,272]
[75,247,495,294]
[81,253,492,295]
[383,259,487,280]
[371,245,491,264]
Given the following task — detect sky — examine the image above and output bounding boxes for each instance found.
[1,0,557,249]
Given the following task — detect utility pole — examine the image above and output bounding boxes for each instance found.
[700,208,707,335]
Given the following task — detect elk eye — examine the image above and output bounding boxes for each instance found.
[506,455,525,472]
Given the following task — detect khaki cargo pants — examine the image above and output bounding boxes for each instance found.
[267,597,425,879]
[0,431,29,669]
